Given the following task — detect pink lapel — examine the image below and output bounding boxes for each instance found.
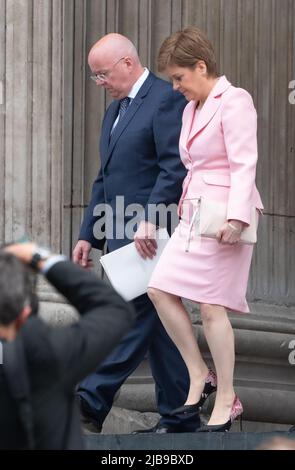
[186,75,232,147]
[179,101,196,151]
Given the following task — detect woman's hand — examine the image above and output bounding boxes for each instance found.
[216,220,244,245]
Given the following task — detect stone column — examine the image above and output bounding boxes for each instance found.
[0,0,63,250]
[0,0,71,319]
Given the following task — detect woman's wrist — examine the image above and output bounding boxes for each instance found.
[228,220,244,232]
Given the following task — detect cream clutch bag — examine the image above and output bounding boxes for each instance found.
[196,198,259,245]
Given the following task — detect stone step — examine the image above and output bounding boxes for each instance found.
[82,407,294,450]
[84,431,295,450]
[82,406,291,435]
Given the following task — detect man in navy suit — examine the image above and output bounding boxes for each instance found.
[73,33,199,433]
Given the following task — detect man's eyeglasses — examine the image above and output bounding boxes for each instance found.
[90,57,125,83]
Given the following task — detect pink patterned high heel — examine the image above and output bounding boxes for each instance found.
[197,395,243,432]
[170,369,217,416]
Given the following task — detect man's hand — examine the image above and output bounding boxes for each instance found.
[216,220,244,245]
[134,221,158,259]
[73,240,92,268]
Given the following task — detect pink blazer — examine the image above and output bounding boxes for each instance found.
[178,75,263,225]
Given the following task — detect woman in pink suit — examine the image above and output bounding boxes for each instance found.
[147,27,263,432]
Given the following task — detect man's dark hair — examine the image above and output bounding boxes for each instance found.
[0,252,38,326]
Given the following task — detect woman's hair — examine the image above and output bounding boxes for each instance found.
[157,26,217,77]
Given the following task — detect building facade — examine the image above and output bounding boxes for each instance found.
[0,0,294,429]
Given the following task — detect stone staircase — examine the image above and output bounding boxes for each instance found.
[82,406,294,450]
[84,431,295,451]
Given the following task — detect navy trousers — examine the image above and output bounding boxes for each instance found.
[77,294,199,430]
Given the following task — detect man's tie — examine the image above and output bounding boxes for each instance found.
[118,97,131,121]
[111,97,131,136]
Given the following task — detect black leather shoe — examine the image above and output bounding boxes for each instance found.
[132,423,184,434]
[197,421,232,432]
[289,425,295,432]
[196,396,243,433]
[170,369,217,416]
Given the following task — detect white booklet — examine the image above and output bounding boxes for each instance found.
[100,228,170,301]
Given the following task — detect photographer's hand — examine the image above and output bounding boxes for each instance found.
[4,242,46,270]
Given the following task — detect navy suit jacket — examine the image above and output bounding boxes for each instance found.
[79,72,187,252]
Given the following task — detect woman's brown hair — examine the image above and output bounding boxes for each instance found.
[158,26,217,77]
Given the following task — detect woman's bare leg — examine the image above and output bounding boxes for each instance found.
[200,303,236,425]
[148,288,208,405]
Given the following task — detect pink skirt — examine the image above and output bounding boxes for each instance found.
[149,218,254,313]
